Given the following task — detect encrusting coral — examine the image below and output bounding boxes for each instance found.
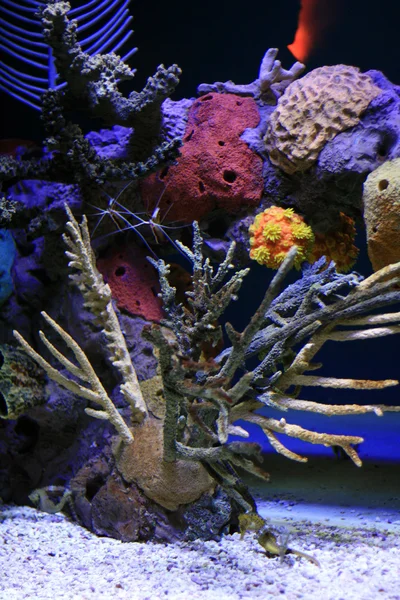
[308,212,359,273]
[0,345,47,419]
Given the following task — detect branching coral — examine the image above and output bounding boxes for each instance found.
[13,205,147,442]
[11,210,400,514]
[0,0,182,189]
[146,228,400,508]
[198,48,305,104]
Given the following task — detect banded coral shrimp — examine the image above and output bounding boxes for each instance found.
[86,179,190,258]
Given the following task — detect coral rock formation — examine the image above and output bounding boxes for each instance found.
[139,93,263,223]
[265,65,382,174]
[97,243,163,322]
[115,416,215,511]
[363,158,400,270]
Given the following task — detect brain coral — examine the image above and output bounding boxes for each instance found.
[363,157,400,271]
[249,206,314,269]
[265,65,382,174]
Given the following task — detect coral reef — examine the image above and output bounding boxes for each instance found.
[5,207,400,540]
[248,206,314,269]
[265,65,382,174]
[139,93,264,224]
[2,0,400,553]
[363,157,400,271]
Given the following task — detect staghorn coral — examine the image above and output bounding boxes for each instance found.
[248,206,314,269]
[145,226,400,510]
[362,157,400,271]
[265,65,382,174]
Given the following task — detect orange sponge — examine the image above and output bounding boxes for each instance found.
[308,212,359,273]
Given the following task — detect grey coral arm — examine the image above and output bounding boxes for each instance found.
[198,48,305,103]
[40,1,181,126]
[148,223,400,476]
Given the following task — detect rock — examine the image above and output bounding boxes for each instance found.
[362,157,400,270]
[115,417,215,511]
[70,438,235,544]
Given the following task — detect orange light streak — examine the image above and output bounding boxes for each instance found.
[288,0,339,63]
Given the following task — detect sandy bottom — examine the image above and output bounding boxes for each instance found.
[1,455,399,600]
[1,503,399,600]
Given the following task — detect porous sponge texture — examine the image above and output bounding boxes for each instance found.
[363,157,400,271]
[249,206,314,270]
[265,65,382,174]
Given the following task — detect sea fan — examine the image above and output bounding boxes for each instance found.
[0,0,137,110]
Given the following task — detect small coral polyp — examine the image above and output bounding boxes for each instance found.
[249,206,314,269]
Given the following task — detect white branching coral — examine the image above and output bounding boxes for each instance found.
[14,205,147,443]
[63,204,147,421]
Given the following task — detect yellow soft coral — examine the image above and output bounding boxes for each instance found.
[308,212,359,273]
[249,206,314,269]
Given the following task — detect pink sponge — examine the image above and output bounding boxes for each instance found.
[97,244,164,322]
[140,93,264,223]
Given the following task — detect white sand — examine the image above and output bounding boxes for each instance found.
[1,503,399,600]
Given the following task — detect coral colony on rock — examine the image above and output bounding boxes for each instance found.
[1,0,400,563]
